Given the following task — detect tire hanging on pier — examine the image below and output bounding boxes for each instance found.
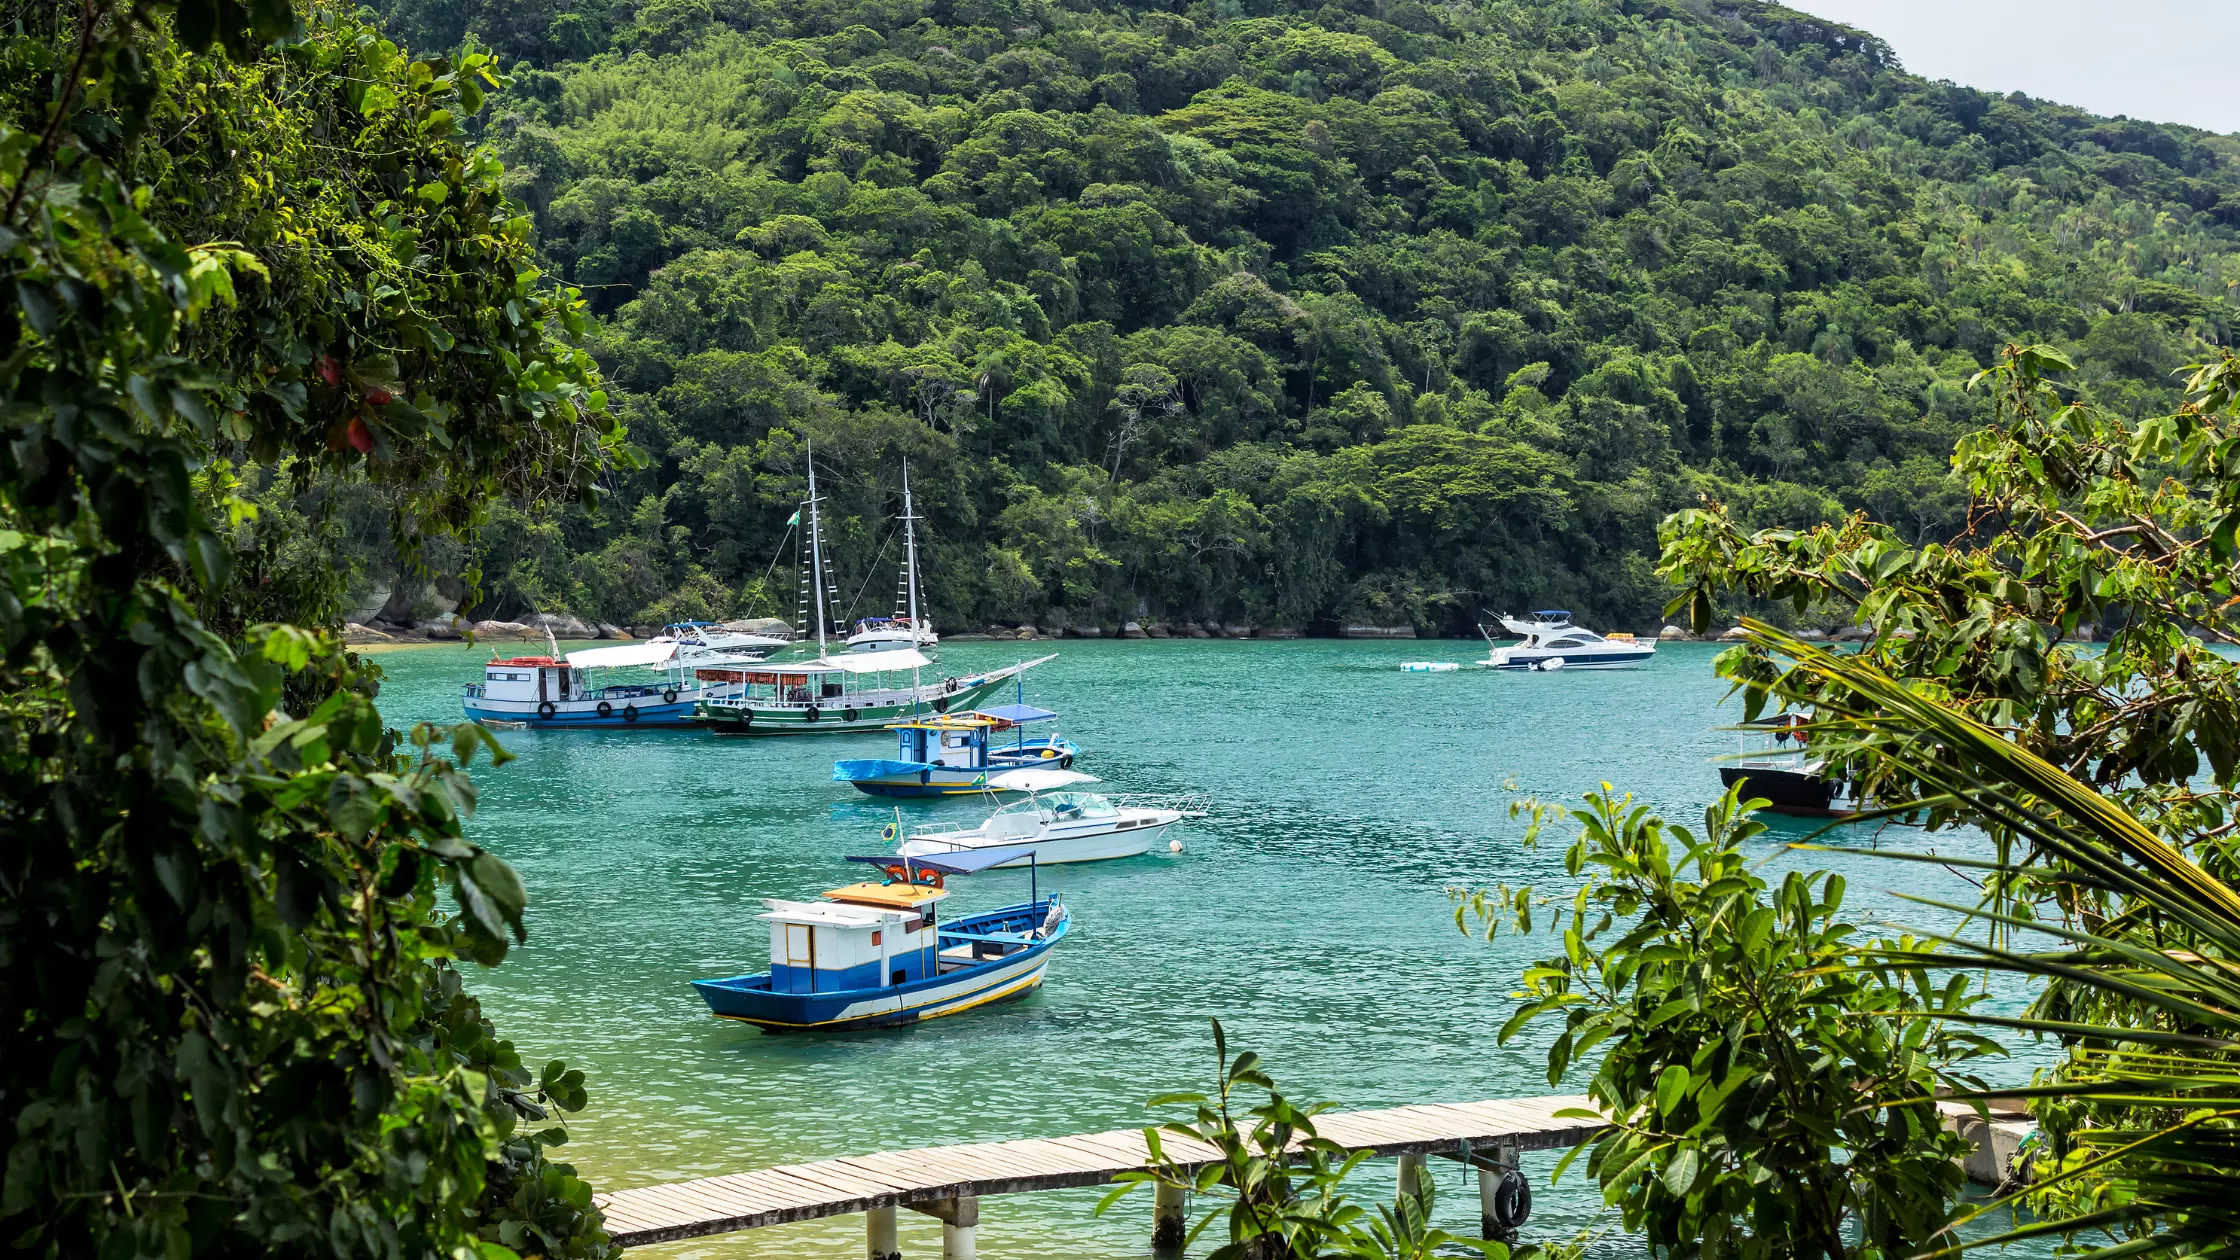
[1489,1167,1530,1231]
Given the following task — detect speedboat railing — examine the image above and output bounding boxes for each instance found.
[1107,791,1211,818]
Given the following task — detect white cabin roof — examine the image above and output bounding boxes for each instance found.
[756,897,907,927]
[821,648,933,674]
[565,642,679,669]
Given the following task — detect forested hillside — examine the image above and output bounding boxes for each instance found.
[368,0,2240,635]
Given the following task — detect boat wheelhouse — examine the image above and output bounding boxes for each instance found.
[462,641,708,728]
[896,772,1207,865]
[690,848,1067,1032]
[1477,610,1656,670]
[833,704,1078,796]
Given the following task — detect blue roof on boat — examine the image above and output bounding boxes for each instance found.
[846,848,1035,876]
[974,704,1057,724]
[1532,609,1572,618]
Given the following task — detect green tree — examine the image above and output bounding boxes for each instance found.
[2,3,619,1256]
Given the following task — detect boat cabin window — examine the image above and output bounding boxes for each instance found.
[942,733,972,749]
[822,681,844,698]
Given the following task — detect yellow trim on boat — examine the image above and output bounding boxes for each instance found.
[821,881,946,909]
[710,967,1048,1029]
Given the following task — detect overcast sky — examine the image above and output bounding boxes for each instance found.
[1782,1,2240,135]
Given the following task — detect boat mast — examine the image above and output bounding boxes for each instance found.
[900,464,923,642]
[805,441,830,655]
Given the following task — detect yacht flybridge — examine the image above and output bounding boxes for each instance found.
[691,447,1050,734]
[1478,610,1656,670]
[647,620,790,667]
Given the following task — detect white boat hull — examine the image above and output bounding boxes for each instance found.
[1481,647,1656,670]
[899,817,1176,865]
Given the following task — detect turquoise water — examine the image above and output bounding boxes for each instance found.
[370,639,2048,1258]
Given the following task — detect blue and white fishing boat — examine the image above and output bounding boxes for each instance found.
[832,703,1078,797]
[690,849,1067,1032]
[462,641,709,727]
[1478,611,1656,670]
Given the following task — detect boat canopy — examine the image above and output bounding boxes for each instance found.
[986,767,1099,793]
[823,647,932,673]
[847,847,1037,877]
[564,642,678,669]
[1531,609,1573,620]
[975,703,1057,725]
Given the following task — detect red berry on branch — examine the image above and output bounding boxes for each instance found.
[365,387,394,406]
[317,355,342,386]
[346,417,374,453]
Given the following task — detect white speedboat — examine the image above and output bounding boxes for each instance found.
[896,770,1206,865]
[1478,610,1656,670]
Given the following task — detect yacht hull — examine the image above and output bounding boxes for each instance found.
[1483,647,1657,670]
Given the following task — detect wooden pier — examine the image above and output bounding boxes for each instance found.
[595,1094,1602,1254]
[592,1095,2035,1255]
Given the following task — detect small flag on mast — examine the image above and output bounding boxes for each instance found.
[786,508,801,527]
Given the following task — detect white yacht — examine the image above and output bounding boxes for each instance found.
[896,770,1206,865]
[647,621,790,667]
[1478,610,1656,670]
[846,466,939,656]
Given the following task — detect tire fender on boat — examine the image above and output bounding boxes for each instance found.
[623,704,640,723]
[843,707,859,722]
[662,688,678,704]
[537,701,557,720]
[596,701,613,717]
[805,705,820,722]
[1059,753,1074,769]
[932,696,949,713]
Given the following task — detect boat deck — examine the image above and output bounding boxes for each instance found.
[595,1095,1601,1246]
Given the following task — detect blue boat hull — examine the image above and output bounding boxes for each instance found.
[833,740,1079,797]
[463,696,702,728]
[691,901,1068,1032]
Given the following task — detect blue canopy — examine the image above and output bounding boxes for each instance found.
[847,847,1036,876]
[974,704,1057,724]
[1531,609,1573,619]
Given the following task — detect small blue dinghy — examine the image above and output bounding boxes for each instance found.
[690,847,1067,1033]
[832,703,1079,797]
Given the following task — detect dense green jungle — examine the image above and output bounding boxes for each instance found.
[344,0,2240,636]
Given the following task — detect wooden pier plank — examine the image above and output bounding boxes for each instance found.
[600,1094,1609,1247]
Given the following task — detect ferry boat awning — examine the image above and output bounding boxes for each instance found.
[824,648,932,673]
[846,847,1038,876]
[565,642,678,669]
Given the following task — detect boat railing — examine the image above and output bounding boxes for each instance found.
[1107,791,1211,819]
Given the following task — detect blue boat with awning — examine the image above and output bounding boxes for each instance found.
[689,848,1067,1032]
[832,703,1079,797]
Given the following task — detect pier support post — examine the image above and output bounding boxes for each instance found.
[1152,1181,1187,1249]
[911,1195,978,1260]
[866,1204,900,1260]
[1396,1152,1427,1209]
[1479,1139,1524,1243]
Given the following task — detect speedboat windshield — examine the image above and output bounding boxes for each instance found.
[1041,791,1117,817]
